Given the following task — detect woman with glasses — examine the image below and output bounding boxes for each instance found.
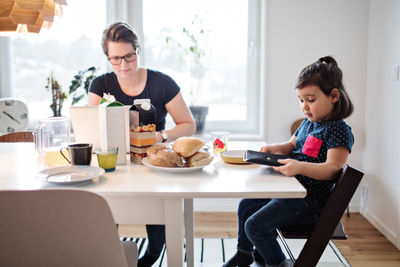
[89,22,195,144]
[89,22,196,267]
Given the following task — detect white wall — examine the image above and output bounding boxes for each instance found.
[363,0,400,249]
[197,0,370,213]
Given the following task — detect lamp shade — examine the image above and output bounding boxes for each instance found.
[0,0,66,33]
[0,0,14,17]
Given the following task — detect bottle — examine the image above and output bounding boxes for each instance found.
[129,99,156,164]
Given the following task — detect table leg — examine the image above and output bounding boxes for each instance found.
[184,198,194,267]
[164,198,184,267]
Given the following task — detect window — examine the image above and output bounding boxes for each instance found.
[142,0,262,136]
[12,0,107,124]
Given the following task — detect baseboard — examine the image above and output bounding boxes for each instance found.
[361,207,398,249]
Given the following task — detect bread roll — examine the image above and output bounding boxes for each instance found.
[147,144,169,157]
[172,137,204,157]
[186,150,213,167]
[148,148,183,167]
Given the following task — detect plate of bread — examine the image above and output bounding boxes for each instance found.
[142,137,214,172]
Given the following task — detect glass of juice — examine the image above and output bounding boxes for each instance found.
[211,131,229,155]
[95,147,118,172]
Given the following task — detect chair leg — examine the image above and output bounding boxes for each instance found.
[328,241,351,266]
[346,206,350,217]
[201,238,204,263]
[276,229,296,263]
[221,239,226,262]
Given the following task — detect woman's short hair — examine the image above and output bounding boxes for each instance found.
[102,22,141,56]
[295,56,354,120]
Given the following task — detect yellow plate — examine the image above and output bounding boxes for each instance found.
[221,150,249,164]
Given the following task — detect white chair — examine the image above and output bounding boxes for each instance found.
[0,189,137,267]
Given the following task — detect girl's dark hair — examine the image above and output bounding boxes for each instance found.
[102,22,141,56]
[295,56,354,120]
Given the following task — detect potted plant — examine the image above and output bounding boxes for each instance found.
[45,72,67,117]
[68,66,98,105]
[165,15,208,133]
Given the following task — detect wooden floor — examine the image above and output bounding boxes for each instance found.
[119,212,400,266]
[334,213,400,267]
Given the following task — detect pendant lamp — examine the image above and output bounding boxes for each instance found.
[0,0,67,33]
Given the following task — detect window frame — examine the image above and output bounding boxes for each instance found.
[107,0,263,138]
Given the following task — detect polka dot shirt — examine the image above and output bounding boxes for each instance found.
[292,119,354,206]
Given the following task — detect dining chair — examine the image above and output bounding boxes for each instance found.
[271,165,364,267]
[290,118,304,136]
[0,189,138,267]
[0,131,34,142]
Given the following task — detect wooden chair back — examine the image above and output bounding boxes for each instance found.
[290,119,304,135]
[277,165,364,266]
[0,131,34,142]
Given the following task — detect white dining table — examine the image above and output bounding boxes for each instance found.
[0,142,306,267]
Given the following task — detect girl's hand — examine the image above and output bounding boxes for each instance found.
[260,145,274,153]
[260,145,281,154]
[272,159,303,177]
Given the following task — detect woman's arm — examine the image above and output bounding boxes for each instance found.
[156,92,196,142]
[260,136,296,155]
[88,92,102,105]
[273,146,350,180]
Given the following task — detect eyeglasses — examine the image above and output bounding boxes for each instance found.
[108,53,137,65]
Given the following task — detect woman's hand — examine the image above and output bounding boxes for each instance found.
[272,159,303,177]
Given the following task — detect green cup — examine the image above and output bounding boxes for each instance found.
[95,146,118,172]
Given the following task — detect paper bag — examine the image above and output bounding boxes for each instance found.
[70,106,130,165]
[98,106,129,164]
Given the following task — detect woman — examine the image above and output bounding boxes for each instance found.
[89,22,195,143]
[89,22,196,267]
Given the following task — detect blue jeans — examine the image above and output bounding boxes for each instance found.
[144,224,165,256]
[237,197,322,265]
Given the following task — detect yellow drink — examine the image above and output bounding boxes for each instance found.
[97,152,118,172]
[43,149,69,167]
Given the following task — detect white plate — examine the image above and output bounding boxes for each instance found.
[37,166,105,185]
[221,150,250,164]
[142,157,208,173]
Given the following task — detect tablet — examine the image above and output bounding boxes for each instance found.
[243,150,290,166]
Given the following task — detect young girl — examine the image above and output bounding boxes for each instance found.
[223,56,354,267]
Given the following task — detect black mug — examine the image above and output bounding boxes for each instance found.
[60,143,93,165]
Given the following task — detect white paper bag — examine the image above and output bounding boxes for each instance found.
[98,106,129,164]
[70,106,130,165]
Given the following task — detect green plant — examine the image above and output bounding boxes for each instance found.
[69,66,98,105]
[45,72,67,117]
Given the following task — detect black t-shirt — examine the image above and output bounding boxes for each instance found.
[89,69,180,131]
